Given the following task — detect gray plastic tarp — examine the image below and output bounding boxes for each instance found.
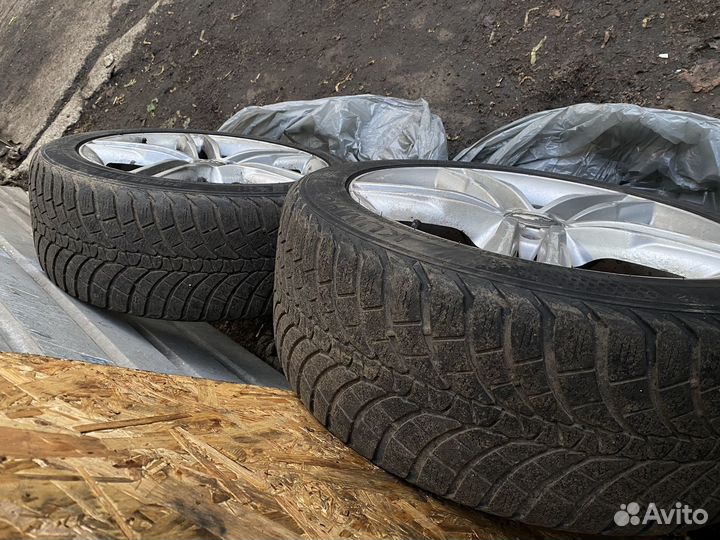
[456,103,720,212]
[219,94,448,162]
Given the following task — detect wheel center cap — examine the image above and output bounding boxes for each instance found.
[506,210,560,228]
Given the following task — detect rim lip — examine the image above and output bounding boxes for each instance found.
[41,129,338,194]
[294,160,720,295]
[77,131,330,185]
[346,165,720,280]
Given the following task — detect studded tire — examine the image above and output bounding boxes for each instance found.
[274,161,720,536]
[28,129,332,321]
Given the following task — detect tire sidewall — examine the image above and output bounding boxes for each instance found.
[293,160,720,311]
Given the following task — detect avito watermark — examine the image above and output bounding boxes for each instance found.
[614,502,708,527]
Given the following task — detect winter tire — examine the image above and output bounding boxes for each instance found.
[274,161,720,535]
[29,129,331,321]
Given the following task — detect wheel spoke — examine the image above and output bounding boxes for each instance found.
[566,222,720,278]
[457,170,535,211]
[422,168,535,211]
[541,193,627,221]
[139,133,200,159]
[299,156,330,174]
[105,133,201,159]
[79,144,103,165]
[535,225,572,266]
[199,135,222,160]
[351,179,502,212]
[157,163,302,184]
[177,134,199,159]
[80,140,193,167]
[476,215,519,256]
[565,199,656,225]
[235,163,302,182]
[226,148,301,163]
[133,159,193,176]
[350,179,507,245]
[225,148,323,174]
[154,162,214,182]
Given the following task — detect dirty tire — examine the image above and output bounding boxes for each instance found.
[29,129,331,321]
[274,162,720,536]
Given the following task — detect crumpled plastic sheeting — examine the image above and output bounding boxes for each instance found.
[456,103,720,212]
[219,94,448,162]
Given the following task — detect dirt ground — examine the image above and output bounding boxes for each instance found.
[70,0,720,365]
[75,0,720,156]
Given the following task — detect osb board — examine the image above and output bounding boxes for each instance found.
[0,353,615,540]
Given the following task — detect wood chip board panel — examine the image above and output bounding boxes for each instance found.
[0,353,633,539]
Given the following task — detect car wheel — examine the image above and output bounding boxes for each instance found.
[29,129,332,321]
[274,161,720,535]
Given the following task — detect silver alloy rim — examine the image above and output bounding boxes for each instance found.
[349,166,720,279]
[79,132,328,184]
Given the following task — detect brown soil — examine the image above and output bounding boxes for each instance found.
[76,0,720,156]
